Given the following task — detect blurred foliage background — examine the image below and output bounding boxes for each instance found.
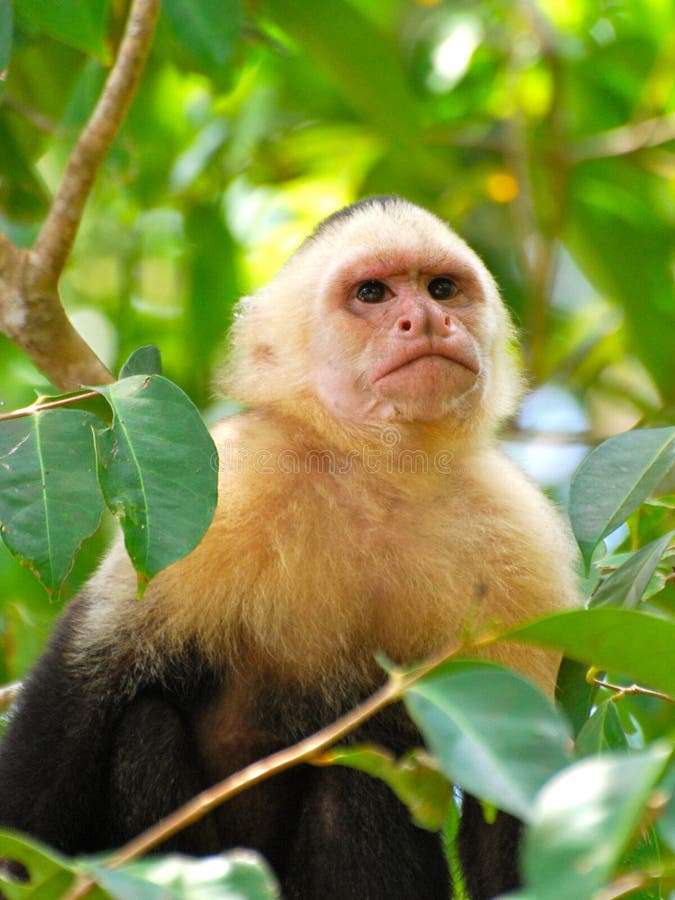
[0,0,673,679]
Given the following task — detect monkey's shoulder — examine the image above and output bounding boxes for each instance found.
[463,449,569,527]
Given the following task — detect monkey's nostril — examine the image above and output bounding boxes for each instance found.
[399,320,412,332]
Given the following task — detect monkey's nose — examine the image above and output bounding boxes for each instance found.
[396,304,455,336]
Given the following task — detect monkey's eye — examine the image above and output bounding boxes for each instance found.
[356,280,388,304]
[428,277,458,300]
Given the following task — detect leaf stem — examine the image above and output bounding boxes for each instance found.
[0,392,100,423]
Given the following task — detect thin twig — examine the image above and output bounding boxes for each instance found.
[427,111,675,165]
[32,0,161,280]
[593,678,675,705]
[0,95,63,136]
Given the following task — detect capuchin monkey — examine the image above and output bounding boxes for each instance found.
[0,196,579,898]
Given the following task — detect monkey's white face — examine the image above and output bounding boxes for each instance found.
[311,248,486,424]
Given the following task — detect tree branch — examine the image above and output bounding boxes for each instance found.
[0,250,114,390]
[0,0,160,392]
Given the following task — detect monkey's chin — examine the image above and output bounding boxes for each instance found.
[373,358,479,423]
[381,395,475,424]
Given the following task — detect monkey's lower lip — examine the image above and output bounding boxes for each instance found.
[372,352,479,384]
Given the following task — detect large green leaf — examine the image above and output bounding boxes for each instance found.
[13,0,110,60]
[575,701,628,756]
[0,410,104,595]
[263,0,426,153]
[503,609,675,697]
[90,851,279,899]
[93,375,218,595]
[404,661,572,822]
[119,345,163,379]
[522,745,671,900]
[569,427,675,571]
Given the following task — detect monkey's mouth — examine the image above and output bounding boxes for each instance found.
[372,347,480,384]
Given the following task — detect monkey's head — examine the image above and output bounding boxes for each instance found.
[222,196,522,437]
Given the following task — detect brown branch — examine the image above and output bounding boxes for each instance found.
[0,250,113,390]
[65,638,466,899]
[0,0,160,392]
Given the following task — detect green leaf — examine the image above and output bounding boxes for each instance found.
[0,410,104,596]
[119,345,163,378]
[321,745,451,831]
[13,0,110,60]
[569,427,675,571]
[92,375,218,596]
[162,0,242,72]
[503,609,675,698]
[589,530,675,609]
[555,658,596,739]
[0,831,77,899]
[575,701,628,756]
[404,660,572,822]
[88,850,279,899]
[522,745,671,900]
